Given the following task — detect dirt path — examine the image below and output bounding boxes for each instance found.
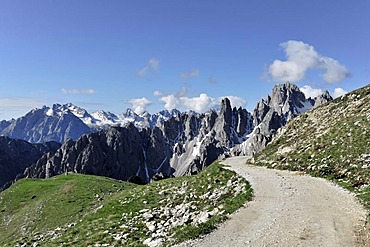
[179,156,368,247]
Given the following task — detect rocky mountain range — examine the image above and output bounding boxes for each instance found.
[0,104,181,144]
[0,82,332,187]
[22,98,251,183]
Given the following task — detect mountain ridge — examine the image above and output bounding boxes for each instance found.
[5,82,332,185]
[0,103,182,143]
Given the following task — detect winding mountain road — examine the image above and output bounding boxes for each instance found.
[180,156,369,247]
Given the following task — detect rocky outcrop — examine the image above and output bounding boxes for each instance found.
[164,99,253,177]
[0,136,60,189]
[313,90,333,107]
[232,82,332,156]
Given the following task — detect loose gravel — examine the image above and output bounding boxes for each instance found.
[178,156,368,247]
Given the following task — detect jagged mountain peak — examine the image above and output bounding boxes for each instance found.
[270,82,306,110]
[253,84,370,188]
[140,111,151,118]
[268,82,332,117]
[39,103,91,119]
[0,103,92,143]
[271,81,300,97]
[123,108,137,117]
[233,82,333,157]
[158,109,181,117]
[220,98,232,115]
[0,119,12,132]
[91,110,119,123]
[63,102,89,115]
[313,90,333,107]
[322,90,331,98]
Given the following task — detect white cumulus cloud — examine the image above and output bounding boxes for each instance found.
[268,40,350,84]
[159,95,181,110]
[158,91,246,112]
[333,87,348,98]
[300,85,323,99]
[320,57,350,83]
[181,93,217,112]
[180,68,200,80]
[138,58,160,76]
[300,85,348,99]
[61,88,95,95]
[129,97,152,114]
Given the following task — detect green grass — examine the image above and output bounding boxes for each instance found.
[0,174,136,246]
[0,162,252,246]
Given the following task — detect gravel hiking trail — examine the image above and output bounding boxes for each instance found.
[178,156,369,247]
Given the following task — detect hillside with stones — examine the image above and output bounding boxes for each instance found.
[0,162,252,246]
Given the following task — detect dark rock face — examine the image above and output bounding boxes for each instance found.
[213,98,233,147]
[0,120,12,132]
[0,136,60,189]
[164,100,253,177]
[23,124,175,183]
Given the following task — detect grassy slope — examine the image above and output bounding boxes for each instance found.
[253,84,370,209]
[0,162,252,246]
[0,174,136,245]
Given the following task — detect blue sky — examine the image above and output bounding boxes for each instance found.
[0,0,369,120]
